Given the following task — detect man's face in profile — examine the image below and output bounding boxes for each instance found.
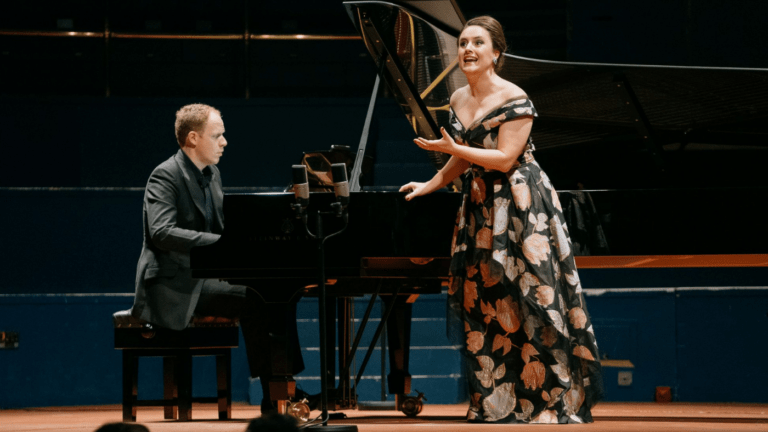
[195,112,227,166]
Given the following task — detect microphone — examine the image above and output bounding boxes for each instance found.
[292,165,309,217]
[331,163,350,210]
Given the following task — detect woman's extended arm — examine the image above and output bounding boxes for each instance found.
[399,155,470,201]
[414,118,533,173]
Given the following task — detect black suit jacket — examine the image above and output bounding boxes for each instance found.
[130,149,225,330]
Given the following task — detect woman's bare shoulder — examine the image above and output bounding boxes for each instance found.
[450,85,470,107]
[497,79,528,100]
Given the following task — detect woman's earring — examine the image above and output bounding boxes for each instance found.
[493,57,498,65]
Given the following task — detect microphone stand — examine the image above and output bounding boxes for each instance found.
[295,201,357,432]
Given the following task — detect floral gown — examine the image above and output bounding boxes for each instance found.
[447,97,603,424]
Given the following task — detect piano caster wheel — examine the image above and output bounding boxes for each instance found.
[397,390,426,417]
[286,399,311,423]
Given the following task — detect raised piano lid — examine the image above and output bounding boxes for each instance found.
[344,0,768,176]
[343,0,768,267]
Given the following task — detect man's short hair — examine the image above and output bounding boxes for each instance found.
[174,103,221,148]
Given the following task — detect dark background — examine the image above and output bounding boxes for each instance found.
[2,0,768,188]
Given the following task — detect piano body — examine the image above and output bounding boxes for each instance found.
[193,191,459,413]
[192,0,768,415]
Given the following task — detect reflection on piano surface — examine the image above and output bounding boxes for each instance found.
[192,0,768,417]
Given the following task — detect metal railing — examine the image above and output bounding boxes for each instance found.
[0,29,360,40]
[0,29,362,97]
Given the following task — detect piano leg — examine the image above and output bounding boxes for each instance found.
[386,295,416,396]
[337,297,354,408]
[266,301,299,412]
[177,353,193,421]
[323,280,436,414]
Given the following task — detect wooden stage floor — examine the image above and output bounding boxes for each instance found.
[2,402,767,432]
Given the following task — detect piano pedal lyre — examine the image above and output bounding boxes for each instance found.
[286,399,311,423]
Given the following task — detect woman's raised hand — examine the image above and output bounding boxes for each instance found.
[399,181,428,201]
[413,127,456,154]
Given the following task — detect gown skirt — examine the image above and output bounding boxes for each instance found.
[446,97,603,424]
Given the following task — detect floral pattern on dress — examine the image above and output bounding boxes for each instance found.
[448,97,603,424]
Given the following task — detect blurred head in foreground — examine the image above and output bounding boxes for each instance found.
[245,413,299,432]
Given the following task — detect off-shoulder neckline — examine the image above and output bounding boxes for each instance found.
[450,95,531,131]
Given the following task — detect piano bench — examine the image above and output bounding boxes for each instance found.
[113,310,239,422]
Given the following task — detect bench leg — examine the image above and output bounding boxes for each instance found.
[122,350,138,422]
[216,350,232,420]
[177,353,193,421]
[163,356,178,420]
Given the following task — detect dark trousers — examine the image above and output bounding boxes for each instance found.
[194,279,305,379]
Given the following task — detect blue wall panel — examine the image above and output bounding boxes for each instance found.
[0,295,254,409]
[586,291,677,402]
[675,289,768,402]
[0,296,131,408]
[3,287,768,409]
[0,190,144,294]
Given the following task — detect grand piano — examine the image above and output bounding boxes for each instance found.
[192,0,768,417]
